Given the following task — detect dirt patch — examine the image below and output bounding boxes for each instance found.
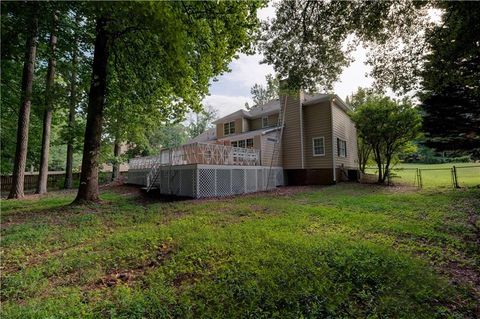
[173,272,201,288]
[99,183,142,196]
[89,241,174,290]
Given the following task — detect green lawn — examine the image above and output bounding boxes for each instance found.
[365,162,480,188]
[1,184,479,318]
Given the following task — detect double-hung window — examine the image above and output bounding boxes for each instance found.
[337,138,347,157]
[238,140,246,148]
[262,116,269,128]
[246,138,254,148]
[312,137,325,156]
[231,141,238,147]
[223,121,235,135]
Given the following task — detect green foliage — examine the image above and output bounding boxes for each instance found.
[187,106,218,139]
[419,2,480,157]
[352,96,422,183]
[1,2,91,175]
[1,184,479,317]
[249,73,279,108]
[261,0,439,92]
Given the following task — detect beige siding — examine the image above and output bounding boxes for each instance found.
[234,118,242,134]
[249,112,280,131]
[281,92,304,169]
[302,101,333,169]
[267,113,279,127]
[250,118,262,130]
[331,103,358,169]
[261,132,282,167]
[242,118,250,132]
[216,124,224,139]
[216,118,244,139]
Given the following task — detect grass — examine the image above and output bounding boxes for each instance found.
[1,184,479,318]
[365,162,480,188]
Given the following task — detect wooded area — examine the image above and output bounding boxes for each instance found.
[1,0,478,202]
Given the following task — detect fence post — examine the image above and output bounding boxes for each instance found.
[453,165,459,188]
[417,168,423,189]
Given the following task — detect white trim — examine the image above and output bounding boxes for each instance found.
[337,138,347,158]
[262,116,269,128]
[330,98,336,182]
[223,121,235,136]
[312,137,325,156]
[299,92,305,168]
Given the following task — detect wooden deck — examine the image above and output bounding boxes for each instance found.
[129,142,261,170]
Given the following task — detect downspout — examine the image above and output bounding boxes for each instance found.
[299,91,305,169]
[331,96,336,183]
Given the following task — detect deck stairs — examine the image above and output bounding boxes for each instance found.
[145,157,164,192]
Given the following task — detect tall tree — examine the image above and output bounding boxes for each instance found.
[8,5,39,199]
[187,106,218,138]
[74,1,265,203]
[249,74,279,108]
[75,16,111,203]
[420,2,480,157]
[64,32,79,189]
[347,88,378,173]
[36,10,59,194]
[352,97,421,183]
[260,0,437,92]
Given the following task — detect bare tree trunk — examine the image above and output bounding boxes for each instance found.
[8,13,39,199]
[64,33,78,189]
[111,139,120,181]
[73,17,111,204]
[36,12,58,194]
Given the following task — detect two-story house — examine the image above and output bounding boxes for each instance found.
[128,88,359,198]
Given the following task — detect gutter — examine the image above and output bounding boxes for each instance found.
[300,92,305,169]
[331,97,336,183]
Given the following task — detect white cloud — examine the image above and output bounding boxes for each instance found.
[333,46,374,101]
[203,94,253,117]
[213,53,275,93]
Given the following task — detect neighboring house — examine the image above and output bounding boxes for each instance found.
[128,88,359,197]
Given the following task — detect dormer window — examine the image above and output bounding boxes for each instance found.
[262,116,269,128]
[223,121,235,135]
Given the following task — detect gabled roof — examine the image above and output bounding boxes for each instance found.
[302,93,351,112]
[217,126,281,141]
[212,109,251,124]
[213,93,351,125]
[187,127,216,144]
[212,99,281,124]
[248,99,281,117]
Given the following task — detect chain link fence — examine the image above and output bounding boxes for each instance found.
[364,165,480,189]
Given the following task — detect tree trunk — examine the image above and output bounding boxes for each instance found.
[64,32,78,189]
[8,13,39,199]
[36,12,58,194]
[111,139,120,181]
[73,17,111,204]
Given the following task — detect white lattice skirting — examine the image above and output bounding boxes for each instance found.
[127,164,284,198]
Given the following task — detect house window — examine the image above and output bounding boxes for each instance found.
[246,138,254,148]
[224,121,235,135]
[337,138,347,157]
[231,141,238,147]
[262,116,269,128]
[312,137,325,156]
[238,140,246,148]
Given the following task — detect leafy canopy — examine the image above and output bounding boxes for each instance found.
[352,96,421,183]
[261,0,437,92]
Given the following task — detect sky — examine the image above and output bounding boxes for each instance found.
[203,5,375,118]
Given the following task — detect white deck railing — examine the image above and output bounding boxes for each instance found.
[129,142,260,170]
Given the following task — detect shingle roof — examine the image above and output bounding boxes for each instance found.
[213,92,351,125]
[186,127,216,143]
[217,126,281,141]
[213,99,281,124]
